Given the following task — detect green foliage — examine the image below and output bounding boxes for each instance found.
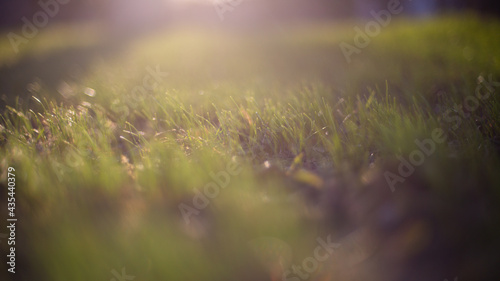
[1,15,500,280]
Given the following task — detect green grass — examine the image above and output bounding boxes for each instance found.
[1,15,500,280]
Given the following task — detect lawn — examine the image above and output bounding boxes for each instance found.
[1,15,500,281]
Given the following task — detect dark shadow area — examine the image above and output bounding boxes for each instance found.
[0,32,149,113]
[0,45,105,111]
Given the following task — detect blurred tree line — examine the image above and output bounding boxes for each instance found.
[314,0,500,18]
[1,0,500,29]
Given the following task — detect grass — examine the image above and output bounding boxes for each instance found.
[1,14,500,281]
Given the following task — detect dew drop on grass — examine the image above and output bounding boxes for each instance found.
[84,87,96,97]
[27,80,41,93]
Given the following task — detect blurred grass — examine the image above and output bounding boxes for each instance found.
[1,15,500,280]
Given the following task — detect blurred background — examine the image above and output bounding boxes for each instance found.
[1,1,500,281]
